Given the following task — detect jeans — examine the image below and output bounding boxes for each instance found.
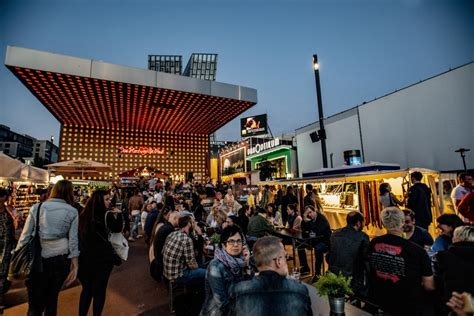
[78,263,113,316]
[175,264,207,286]
[130,215,140,238]
[26,255,70,316]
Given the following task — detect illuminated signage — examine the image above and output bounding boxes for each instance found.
[247,138,280,156]
[118,147,165,156]
[240,114,268,137]
[220,147,246,175]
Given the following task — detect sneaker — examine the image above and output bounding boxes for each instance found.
[128,237,136,242]
[136,234,143,239]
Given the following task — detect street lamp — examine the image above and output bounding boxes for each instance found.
[455,148,470,171]
[312,54,328,168]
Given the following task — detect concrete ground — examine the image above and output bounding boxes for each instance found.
[3,237,315,316]
[4,239,172,316]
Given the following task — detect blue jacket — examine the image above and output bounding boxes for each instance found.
[229,270,312,316]
[200,257,252,316]
[17,199,79,258]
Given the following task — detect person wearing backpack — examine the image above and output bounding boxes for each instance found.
[78,190,123,316]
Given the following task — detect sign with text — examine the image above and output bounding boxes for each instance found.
[247,138,280,156]
[220,147,246,175]
[118,147,165,156]
[240,114,268,137]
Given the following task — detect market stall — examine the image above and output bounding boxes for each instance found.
[0,153,49,217]
[259,165,445,237]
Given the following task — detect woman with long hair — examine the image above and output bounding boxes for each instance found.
[0,188,15,308]
[78,190,123,316]
[16,180,79,315]
[379,183,403,208]
[266,203,283,227]
[286,204,302,231]
[200,226,252,315]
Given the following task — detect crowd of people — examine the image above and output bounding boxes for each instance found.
[0,171,472,315]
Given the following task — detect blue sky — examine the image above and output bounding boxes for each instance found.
[1,0,473,143]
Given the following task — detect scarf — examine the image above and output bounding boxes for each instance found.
[214,247,247,276]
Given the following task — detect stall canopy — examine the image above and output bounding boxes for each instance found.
[0,152,25,179]
[46,159,111,178]
[0,153,48,182]
[22,165,49,183]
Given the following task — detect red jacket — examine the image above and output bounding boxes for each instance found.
[457,190,474,222]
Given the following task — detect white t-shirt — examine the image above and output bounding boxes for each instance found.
[154,192,163,203]
[451,185,470,208]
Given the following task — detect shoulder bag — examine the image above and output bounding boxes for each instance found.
[106,211,129,261]
[8,202,43,281]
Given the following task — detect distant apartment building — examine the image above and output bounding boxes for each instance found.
[0,124,58,163]
[33,140,59,163]
[148,53,218,81]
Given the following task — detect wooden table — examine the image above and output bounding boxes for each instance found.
[304,284,372,316]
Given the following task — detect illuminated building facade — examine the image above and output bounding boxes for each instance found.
[5,46,257,181]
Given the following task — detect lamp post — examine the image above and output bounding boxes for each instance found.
[313,54,328,168]
[455,148,470,171]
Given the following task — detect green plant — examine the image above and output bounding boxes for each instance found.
[314,272,353,298]
[210,233,221,244]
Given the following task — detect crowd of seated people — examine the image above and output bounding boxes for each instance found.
[132,178,473,316]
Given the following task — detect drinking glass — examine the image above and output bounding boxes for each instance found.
[291,266,301,282]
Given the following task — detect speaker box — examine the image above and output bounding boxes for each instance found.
[310,131,319,143]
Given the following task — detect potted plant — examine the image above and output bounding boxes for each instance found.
[314,272,353,314]
[210,233,221,250]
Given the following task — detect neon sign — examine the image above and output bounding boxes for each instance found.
[118,147,165,156]
[247,138,280,156]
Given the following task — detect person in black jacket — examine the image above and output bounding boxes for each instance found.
[281,186,298,226]
[301,205,332,281]
[406,171,432,230]
[192,189,207,224]
[78,190,123,316]
[327,211,369,297]
[436,225,474,314]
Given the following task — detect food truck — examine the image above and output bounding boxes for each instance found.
[259,163,456,237]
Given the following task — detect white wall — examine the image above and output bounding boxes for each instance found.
[296,108,362,176]
[296,62,474,174]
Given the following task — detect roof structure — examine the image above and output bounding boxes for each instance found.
[5,46,257,135]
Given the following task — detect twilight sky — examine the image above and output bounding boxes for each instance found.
[0,0,473,144]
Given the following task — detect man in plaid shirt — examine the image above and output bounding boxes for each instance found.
[163,215,206,285]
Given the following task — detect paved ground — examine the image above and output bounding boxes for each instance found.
[3,237,314,316]
[4,239,172,316]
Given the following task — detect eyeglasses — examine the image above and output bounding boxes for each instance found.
[225,239,243,246]
[273,253,289,262]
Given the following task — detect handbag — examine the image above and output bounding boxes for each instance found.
[8,203,43,281]
[101,211,129,265]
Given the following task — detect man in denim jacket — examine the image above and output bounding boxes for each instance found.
[228,236,312,316]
